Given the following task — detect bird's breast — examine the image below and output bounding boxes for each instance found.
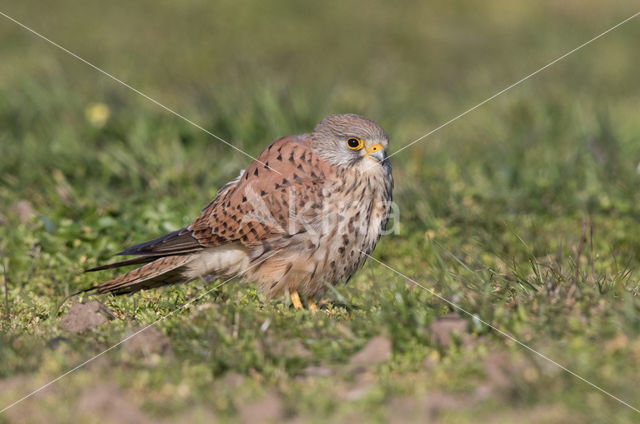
[312,169,393,283]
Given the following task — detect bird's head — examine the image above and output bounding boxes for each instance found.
[310,114,389,171]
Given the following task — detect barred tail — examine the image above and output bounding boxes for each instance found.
[92,255,194,295]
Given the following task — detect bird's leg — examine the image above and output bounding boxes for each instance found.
[291,290,304,310]
[308,297,317,314]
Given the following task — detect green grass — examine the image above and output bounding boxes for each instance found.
[1,1,640,422]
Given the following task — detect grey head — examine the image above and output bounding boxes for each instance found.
[310,114,389,169]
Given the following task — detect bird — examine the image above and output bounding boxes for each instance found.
[86,114,393,311]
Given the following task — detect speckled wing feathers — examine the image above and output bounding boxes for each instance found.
[188,135,331,249]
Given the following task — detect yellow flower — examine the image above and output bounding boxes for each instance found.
[85,102,110,127]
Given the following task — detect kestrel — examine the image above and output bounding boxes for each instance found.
[87,114,393,311]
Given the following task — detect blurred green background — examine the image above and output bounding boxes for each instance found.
[1,1,640,422]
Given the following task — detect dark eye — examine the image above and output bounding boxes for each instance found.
[346,137,363,150]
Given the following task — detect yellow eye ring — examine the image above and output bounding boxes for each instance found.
[346,137,364,150]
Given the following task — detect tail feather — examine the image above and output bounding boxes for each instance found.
[93,255,194,295]
[84,256,158,272]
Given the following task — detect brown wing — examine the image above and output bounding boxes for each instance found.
[87,134,332,274]
[188,134,333,248]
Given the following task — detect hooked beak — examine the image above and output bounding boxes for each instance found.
[366,143,386,163]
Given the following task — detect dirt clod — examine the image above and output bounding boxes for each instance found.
[350,335,392,366]
[124,326,171,356]
[77,383,151,424]
[59,301,114,333]
[14,200,35,222]
[428,314,470,347]
[238,391,284,424]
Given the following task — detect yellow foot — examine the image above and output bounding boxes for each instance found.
[308,297,317,314]
[291,290,303,310]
